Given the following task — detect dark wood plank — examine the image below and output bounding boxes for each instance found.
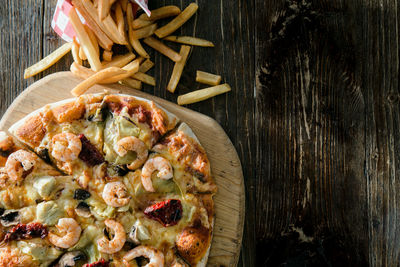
[0,0,44,115]
[255,0,400,266]
[42,0,74,77]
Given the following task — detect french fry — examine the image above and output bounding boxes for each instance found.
[143,37,182,62]
[71,0,113,50]
[98,0,110,20]
[70,62,94,80]
[71,59,140,84]
[196,71,221,86]
[132,18,154,29]
[139,5,181,21]
[127,5,150,59]
[115,3,126,42]
[93,0,98,8]
[69,7,102,71]
[139,59,154,73]
[132,72,156,86]
[126,2,134,29]
[129,37,150,59]
[163,36,214,47]
[78,0,125,45]
[85,25,100,58]
[79,46,87,60]
[154,3,198,38]
[177,84,231,105]
[102,14,128,44]
[119,78,142,90]
[71,39,82,65]
[130,24,157,39]
[120,0,128,12]
[24,43,72,79]
[103,50,113,61]
[101,58,140,83]
[71,67,127,96]
[102,53,135,68]
[167,45,191,93]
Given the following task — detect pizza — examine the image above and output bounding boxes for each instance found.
[0,93,217,267]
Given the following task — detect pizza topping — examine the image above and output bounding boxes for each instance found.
[78,134,105,166]
[129,221,151,244]
[97,219,126,254]
[5,150,37,182]
[75,202,92,218]
[51,133,82,162]
[74,189,91,200]
[36,201,63,226]
[114,165,129,176]
[141,157,173,192]
[4,222,48,242]
[123,245,165,266]
[83,258,109,267]
[56,251,87,267]
[102,181,131,207]
[33,176,56,198]
[48,218,82,249]
[144,199,183,227]
[0,210,20,227]
[114,136,148,170]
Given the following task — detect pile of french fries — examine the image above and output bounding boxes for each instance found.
[23,0,231,105]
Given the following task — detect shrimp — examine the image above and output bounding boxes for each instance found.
[97,219,126,254]
[0,247,36,267]
[48,218,82,249]
[141,157,173,192]
[102,181,131,207]
[5,150,37,182]
[123,245,165,267]
[51,133,82,162]
[114,136,148,170]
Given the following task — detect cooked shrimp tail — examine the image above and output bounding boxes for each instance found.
[48,218,82,249]
[140,157,173,192]
[97,219,126,254]
[123,245,164,267]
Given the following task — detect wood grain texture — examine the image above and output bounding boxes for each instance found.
[0,72,245,267]
[8,0,400,266]
[255,0,400,266]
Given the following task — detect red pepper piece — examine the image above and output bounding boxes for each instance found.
[78,134,105,166]
[4,222,48,242]
[83,258,109,267]
[144,199,183,227]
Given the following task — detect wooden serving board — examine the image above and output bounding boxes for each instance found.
[0,72,245,267]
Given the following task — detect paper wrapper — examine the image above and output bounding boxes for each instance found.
[51,0,150,42]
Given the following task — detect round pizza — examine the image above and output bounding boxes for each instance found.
[0,93,216,267]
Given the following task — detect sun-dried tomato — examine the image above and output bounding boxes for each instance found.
[83,258,109,267]
[130,105,152,124]
[4,222,48,242]
[144,199,183,227]
[78,134,105,166]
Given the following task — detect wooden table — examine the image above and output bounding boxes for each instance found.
[2,0,400,266]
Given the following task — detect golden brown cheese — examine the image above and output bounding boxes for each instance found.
[175,222,211,265]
